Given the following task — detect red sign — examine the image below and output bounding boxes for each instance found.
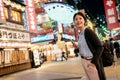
[25,0,37,32]
[31,28,53,37]
[63,27,75,35]
[35,8,45,14]
[37,28,53,35]
[0,0,5,23]
[103,0,119,30]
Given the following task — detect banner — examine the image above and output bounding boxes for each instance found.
[103,0,119,30]
[25,0,37,32]
[0,0,6,23]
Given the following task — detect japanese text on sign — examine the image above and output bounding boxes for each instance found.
[104,0,119,29]
[0,28,30,42]
[106,0,116,24]
[26,0,37,32]
[0,0,5,21]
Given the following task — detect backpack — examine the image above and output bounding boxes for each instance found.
[102,46,114,67]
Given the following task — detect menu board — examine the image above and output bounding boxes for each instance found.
[0,51,2,65]
[18,50,29,62]
[10,51,18,63]
[5,50,10,64]
[24,50,29,60]
[19,50,25,62]
[1,51,5,64]
[33,50,40,66]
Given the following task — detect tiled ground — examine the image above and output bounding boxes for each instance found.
[0,57,120,80]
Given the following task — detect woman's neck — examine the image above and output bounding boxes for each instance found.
[79,26,85,32]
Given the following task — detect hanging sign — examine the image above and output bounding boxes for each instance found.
[103,0,119,30]
[0,0,6,23]
[25,0,37,32]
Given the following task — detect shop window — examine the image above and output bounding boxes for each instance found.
[11,10,22,23]
[4,7,9,19]
[4,6,23,24]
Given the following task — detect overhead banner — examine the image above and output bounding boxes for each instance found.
[0,0,6,23]
[25,0,37,32]
[103,0,119,30]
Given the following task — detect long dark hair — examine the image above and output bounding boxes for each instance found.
[73,12,86,22]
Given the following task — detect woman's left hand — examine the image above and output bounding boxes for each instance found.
[88,62,95,67]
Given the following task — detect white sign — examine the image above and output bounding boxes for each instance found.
[6,22,24,30]
[5,51,10,64]
[33,50,40,66]
[0,52,1,65]
[0,28,30,42]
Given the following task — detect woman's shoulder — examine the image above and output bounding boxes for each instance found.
[85,27,94,34]
[84,27,98,39]
[85,27,93,30]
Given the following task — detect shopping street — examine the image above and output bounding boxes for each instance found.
[0,57,120,80]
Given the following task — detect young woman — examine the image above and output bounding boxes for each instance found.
[71,12,106,80]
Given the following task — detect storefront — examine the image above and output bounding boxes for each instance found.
[0,25,31,76]
[0,0,31,76]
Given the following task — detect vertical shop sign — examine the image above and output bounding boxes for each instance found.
[0,0,5,23]
[22,12,28,31]
[25,0,37,32]
[104,0,119,30]
[58,22,63,33]
[33,50,40,66]
[0,51,1,65]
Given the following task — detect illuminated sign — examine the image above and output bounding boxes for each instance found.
[31,33,54,43]
[25,0,37,32]
[104,0,119,29]
[62,34,75,40]
[0,28,30,42]
[0,0,6,23]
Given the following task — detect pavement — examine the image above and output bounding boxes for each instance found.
[0,56,120,80]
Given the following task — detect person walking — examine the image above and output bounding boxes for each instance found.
[114,39,120,59]
[61,50,67,61]
[71,12,106,80]
[109,38,114,56]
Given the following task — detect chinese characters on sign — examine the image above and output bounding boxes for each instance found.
[25,0,37,32]
[0,0,5,23]
[104,0,119,29]
[0,28,30,42]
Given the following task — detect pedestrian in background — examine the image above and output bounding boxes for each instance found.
[61,49,67,61]
[109,38,114,56]
[71,12,106,80]
[114,39,120,59]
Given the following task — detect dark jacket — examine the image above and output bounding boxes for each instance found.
[84,28,106,80]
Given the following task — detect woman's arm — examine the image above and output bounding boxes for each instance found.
[69,39,78,49]
[85,28,103,65]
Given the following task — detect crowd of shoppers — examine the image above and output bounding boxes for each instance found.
[103,38,120,60]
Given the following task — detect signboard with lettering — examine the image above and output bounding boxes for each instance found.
[31,33,54,43]
[25,0,37,32]
[33,50,40,66]
[0,0,6,23]
[0,52,1,65]
[62,34,75,40]
[0,28,30,42]
[103,0,119,30]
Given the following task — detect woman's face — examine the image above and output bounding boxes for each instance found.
[74,15,85,29]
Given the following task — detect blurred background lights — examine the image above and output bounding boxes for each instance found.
[44,3,77,24]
